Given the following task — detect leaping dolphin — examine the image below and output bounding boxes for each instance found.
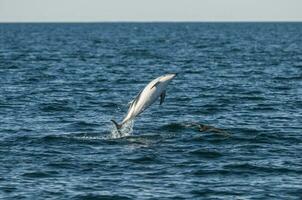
[111,73,177,131]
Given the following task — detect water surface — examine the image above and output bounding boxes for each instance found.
[0,23,302,199]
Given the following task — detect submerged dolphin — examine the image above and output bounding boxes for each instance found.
[111,73,177,131]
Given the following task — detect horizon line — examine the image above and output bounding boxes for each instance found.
[0,20,302,24]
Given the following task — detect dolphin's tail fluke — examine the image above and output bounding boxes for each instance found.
[111,119,122,130]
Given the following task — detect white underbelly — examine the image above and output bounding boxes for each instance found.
[122,87,162,123]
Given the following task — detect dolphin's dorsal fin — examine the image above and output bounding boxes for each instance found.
[151,81,161,89]
[160,91,166,105]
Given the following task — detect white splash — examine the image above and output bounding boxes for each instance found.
[110,120,134,139]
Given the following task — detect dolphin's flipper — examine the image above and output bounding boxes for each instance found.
[160,91,166,105]
[151,81,161,89]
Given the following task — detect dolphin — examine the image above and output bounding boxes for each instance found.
[111,73,177,131]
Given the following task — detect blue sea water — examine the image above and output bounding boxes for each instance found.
[0,23,302,199]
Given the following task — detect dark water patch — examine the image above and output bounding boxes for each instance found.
[188,149,223,159]
[46,161,78,170]
[3,195,27,200]
[230,134,279,145]
[194,44,209,49]
[200,105,228,115]
[160,123,186,132]
[22,171,59,178]
[5,135,39,145]
[273,76,302,81]
[101,101,120,108]
[0,128,19,135]
[73,194,132,200]
[41,135,68,143]
[0,186,17,193]
[223,163,302,174]
[238,95,267,101]
[121,48,163,60]
[69,121,100,129]
[189,135,231,145]
[192,169,235,176]
[126,155,160,164]
[92,39,102,44]
[191,188,243,197]
[39,103,74,112]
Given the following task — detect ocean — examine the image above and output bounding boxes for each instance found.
[0,22,302,199]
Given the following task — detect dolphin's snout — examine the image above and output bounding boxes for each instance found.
[166,73,177,78]
[164,73,177,81]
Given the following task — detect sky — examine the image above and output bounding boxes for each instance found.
[0,0,302,22]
